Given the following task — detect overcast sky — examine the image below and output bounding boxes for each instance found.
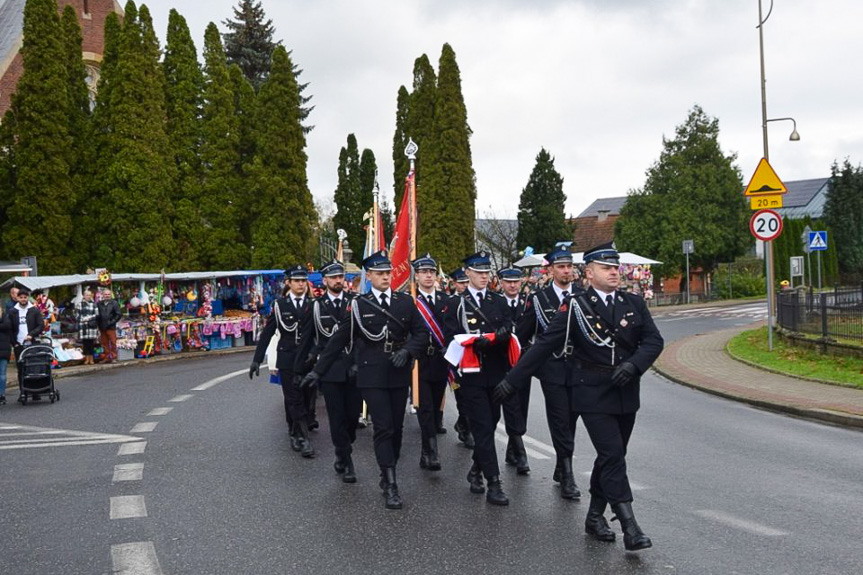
[142,0,863,222]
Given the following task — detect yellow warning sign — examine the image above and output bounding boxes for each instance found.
[744,158,787,196]
[750,194,783,210]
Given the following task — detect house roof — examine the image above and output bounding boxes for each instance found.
[0,0,25,79]
[571,214,618,252]
[576,196,628,218]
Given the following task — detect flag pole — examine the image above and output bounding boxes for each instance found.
[405,138,420,408]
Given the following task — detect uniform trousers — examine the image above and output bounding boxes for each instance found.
[277,369,312,429]
[417,377,447,441]
[452,385,470,424]
[501,384,527,436]
[540,381,578,458]
[362,386,410,468]
[458,385,502,478]
[319,381,362,458]
[580,412,636,505]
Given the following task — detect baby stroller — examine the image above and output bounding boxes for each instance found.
[17,338,60,405]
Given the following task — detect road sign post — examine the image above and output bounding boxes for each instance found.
[802,225,812,288]
[808,231,828,292]
[682,240,694,304]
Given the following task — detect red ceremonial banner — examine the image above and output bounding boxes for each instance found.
[390,171,415,291]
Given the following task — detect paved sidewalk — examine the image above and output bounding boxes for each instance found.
[654,321,863,429]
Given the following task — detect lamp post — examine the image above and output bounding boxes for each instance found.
[758,0,800,351]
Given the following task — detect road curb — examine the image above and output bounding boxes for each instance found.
[653,360,863,431]
[4,346,253,391]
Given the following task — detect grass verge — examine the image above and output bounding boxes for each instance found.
[727,327,863,389]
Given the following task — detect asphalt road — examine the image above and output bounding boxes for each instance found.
[1,302,861,574]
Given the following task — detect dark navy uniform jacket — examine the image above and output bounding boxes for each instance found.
[516,284,584,386]
[503,293,526,330]
[312,291,428,389]
[507,287,663,414]
[416,290,450,382]
[443,290,512,388]
[294,293,355,383]
[253,296,311,372]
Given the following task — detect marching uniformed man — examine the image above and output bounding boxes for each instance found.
[447,266,474,449]
[496,241,663,551]
[412,254,449,472]
[295,260,361,483]
[300,250,428,510]
[443,251,517,506]
[516,244,583,499]
[497,266,530,474]
[249,265,316,458]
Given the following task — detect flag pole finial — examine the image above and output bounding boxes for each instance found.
[404,138,418,170]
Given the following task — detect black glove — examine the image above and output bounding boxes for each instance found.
[493,379,515,403]
[391,348,411,368]
[299,371,320,389]
[612,362,639,388]
[248,361,260,379]
[347,364,359,380]
[303,352,317,370]
[473,336,491,352]
[494,326,511,345]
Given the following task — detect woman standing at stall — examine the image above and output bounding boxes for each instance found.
[76,289,99,365]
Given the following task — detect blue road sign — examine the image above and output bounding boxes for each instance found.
[808,231,828,251]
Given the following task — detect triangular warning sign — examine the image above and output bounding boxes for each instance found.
[809,232,827,249]
[744,158,787,196]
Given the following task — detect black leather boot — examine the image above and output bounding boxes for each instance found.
[297,421,315,458]
[485,476,509,506]
[553,457,562,483]
[382,467,403,509]
[289,424,302,452]
[611,502,652,551]
[585,497,615,542]
[560,457,581,499]
[342,455,357,484]
[427,437,442,471]
[334,455,347,474]
[420,436,432,469]
[467,462,485,494]
[505,436,516,465]
[511,435,530,475]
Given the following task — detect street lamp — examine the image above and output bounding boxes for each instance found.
[757,0,800,351]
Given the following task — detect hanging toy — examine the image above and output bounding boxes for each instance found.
[197,283,213,318]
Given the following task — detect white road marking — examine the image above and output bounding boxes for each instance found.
[494,432,551,460]
[130,422,158,433]
[169,394,194,402]
[496,423,557,456]
[0,422,143,451]
[118,441,147,456]
[147,407,173,416]
[113,462,144,482]
[191,369,247,391]
[111,541,164,575]
[110,496,148,520]
[694,509,789,537]
[579,471,647,491]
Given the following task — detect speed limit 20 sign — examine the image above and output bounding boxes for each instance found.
[749,209,783,241]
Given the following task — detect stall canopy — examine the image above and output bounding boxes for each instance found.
[513,252,662,268]
[0,270,286,291]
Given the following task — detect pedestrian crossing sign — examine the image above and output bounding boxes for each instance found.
[744,158,787,196]
[808,231,828,251]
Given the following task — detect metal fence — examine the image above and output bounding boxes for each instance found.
[777,284,863,341]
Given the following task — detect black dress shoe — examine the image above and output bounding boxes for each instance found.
[585,497,616,542]
[467,463,485,494]
[290,434,302,452]
[612,502,653,551]
[485,476,509,506]
[334,457,347,474]
[462,431,475,449]
[308,419,319,431]
[436,426,447,435]
[0,395,6,405]
[300,437,315,458]
[342,457,357,483]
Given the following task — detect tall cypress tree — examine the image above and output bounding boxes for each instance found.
[392,85,410,210]
[60,5,90,159]
[401,55,436,213]
[333,134,365,249]
[824,159,863,275]
[93,1,176,271]
[229,63,257,251]
[2,0,75,274]
[198,23,247,269]
[0,111,17,259]
[516,148,572,251]
[248,46,316,267]
[163,9,204,269]
[421,44,476,270]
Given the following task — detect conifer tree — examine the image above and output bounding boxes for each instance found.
[516,148,572,251]
[60,5,90,158]
[222,0,277,91]
[421,44,476,270]
[92,1,176,271]
[199,23,247,269]
[392,85,410,209]
[2,0,75,273]
[248,46,316,267]
[229,63,257,251]
[0,111,17,259]
[399,55,436,213]
[333,134,364,248]
[359,148,378,204]
[163,9,204,269]
[824,159,863,274]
